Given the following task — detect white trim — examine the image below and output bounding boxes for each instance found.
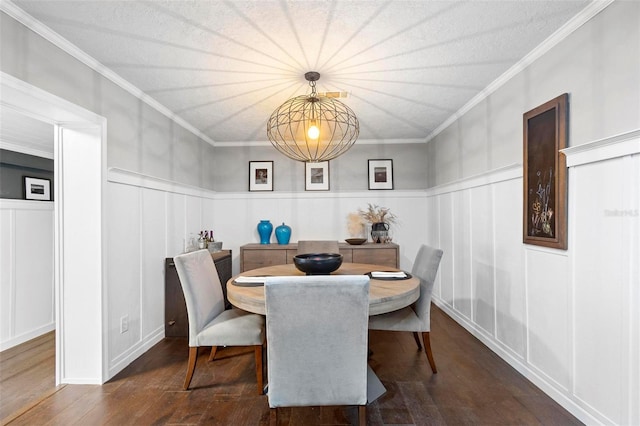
[425,0,614,144]
[0,199,54,210]
[0,323,56,352]
[214,189,427,200]
[0,0,216,147]
[107,168,218,199]
[432,298,602,425]
[108,327,164,379]
[214,138,427,147]
[561,129,640,167]
[426,163,522,196]
[0,141,54,159]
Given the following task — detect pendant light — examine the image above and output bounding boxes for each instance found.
[267,71,359,162]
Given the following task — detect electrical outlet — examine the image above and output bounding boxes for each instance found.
[120,315,129,333]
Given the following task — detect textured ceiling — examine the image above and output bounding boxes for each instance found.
[10,0,590,146]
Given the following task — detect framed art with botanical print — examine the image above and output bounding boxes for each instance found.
[523,93,568,249]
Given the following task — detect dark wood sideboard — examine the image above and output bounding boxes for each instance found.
[164,250,232,338]
[240,242,399,272]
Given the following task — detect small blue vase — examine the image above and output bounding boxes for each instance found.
[257,220,273,244]
[275,222,292,245]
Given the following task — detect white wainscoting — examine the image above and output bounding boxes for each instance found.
[105,167,428,378]
[0,199,54,351]
[105,168,216,378]
[427,131,639,425]
[212,190,429,274]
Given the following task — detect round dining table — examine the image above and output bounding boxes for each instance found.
[226,262,419,316]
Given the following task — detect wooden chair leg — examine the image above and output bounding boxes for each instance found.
[422,332,437,373]
[208,346,218,362]
[412,331,422,350]
[269,408,277,426]
[183,346,199,390]
[358,405,366,426]
[255,345,264,395]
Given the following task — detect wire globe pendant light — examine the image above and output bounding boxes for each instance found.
[267,72,359,162]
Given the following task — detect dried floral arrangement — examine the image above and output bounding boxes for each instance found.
[357,203,397,225]
[347,212,365,237]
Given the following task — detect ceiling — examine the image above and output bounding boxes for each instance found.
[8,0,591,147]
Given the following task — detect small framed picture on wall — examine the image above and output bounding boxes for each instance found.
[305,161,329,191]
[368,159,393,190]
[249,161,274,191]
[23,176,51,201]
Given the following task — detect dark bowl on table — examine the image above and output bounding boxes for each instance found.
[293,253,343,275]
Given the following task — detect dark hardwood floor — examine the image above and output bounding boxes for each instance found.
[2,307,582,425]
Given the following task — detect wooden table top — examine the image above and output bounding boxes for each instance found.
[226,263,419,316]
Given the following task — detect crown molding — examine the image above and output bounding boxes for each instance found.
[1,0,217,147]
[424,0,615,144]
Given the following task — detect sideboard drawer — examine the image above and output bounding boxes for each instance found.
[352,248,397,268]
[242,249,288,271]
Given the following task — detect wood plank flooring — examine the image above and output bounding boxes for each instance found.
[1,307,582,425]
[0,331,58,423]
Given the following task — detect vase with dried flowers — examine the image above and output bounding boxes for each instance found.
[358,203,397,243]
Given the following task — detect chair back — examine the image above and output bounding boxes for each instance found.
[411,245,444,330]
[173,249,225,346]
[297,240,340,255]
[265,275,370,408]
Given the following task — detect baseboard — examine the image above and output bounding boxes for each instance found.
[106,327,165,381]
[431,298,605,425]
[0,323,55,352]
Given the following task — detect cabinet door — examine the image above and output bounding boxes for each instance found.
[165,259,189,337]
[352,248,397,268]
[242,249,287,271]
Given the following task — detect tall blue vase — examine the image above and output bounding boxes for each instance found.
[257,220,273,244]
[275,222,292,245]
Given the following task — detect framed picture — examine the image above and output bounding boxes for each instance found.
[368,159,393,190]
[249,161,274,191]
[23,176,51,201]
[305,161,329,191]
[523,93,568,249]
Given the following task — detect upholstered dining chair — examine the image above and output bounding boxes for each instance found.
[296,240,340,254]
[265,275,370,426]
[368,244,443,373]
[173,249,265,394]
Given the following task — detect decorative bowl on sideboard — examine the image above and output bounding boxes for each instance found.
[345,238,367,245]
[293,253,343,275]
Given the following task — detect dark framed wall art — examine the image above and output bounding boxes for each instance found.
[248,161,274,191]
[368,159,393,190]
[23,176,51,201]
[523,93,568,249]
[305,161,329,191]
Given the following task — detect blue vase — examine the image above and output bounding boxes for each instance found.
[275,222,292,245]
[257,220,273,244]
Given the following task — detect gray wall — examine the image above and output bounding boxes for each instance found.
[1,12,216,190]
[426,1,640,187]
[213,142,428,192]
[0,149,54,199]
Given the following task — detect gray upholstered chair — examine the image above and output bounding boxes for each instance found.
[265,275,370,426]
[296,240,340,254]
[173,249,265,394]
[368,244,443,373]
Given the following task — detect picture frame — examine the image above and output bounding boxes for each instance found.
[368,159,394,190]
[305,161,330,191]
[523,93,568,249]
[248,161,274,191]
[23,176,51,201]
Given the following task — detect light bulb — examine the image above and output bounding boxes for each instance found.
[307,123,319,140]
